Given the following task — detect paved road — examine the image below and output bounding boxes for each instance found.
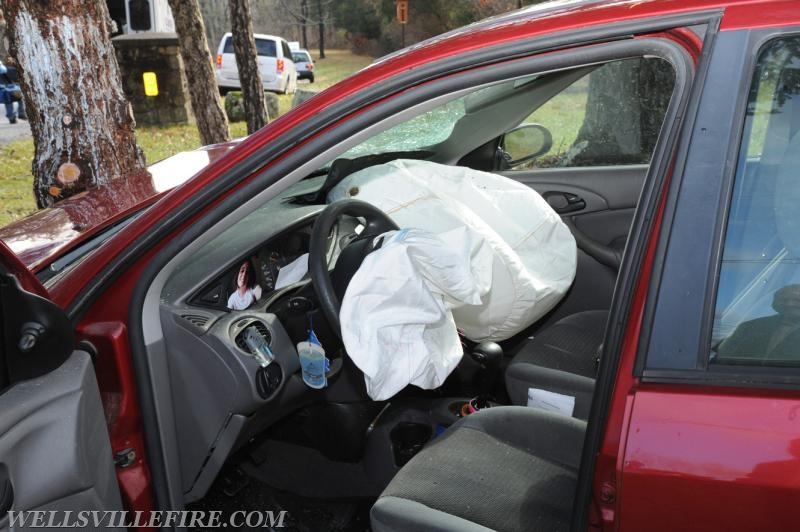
[0,118,31,147]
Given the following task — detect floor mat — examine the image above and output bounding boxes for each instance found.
[240,439,382,499]
[188,462,373,532]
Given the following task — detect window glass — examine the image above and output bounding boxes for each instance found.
[256,39,277,58]
[225,38,277,58]
[339,99,467,158]
[128,0,152,31]
[339,76,536,159]
[509,57,674,169]
[712,37,800,367]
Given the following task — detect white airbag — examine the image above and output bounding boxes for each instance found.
[339,228,490,400]
[329,159,577,342]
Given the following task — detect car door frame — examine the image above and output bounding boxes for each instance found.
[0,245,125,527]
[597,19,800,532]
[130,36,701,518]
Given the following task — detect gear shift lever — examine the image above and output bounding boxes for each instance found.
[461,341,503,396]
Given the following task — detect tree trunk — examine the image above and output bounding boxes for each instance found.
[300,0,309,50]
[571,58,673,165]
[316,0,325,59]
[2,0,145,208]
[168,0,230,146]
[228,0,267,134]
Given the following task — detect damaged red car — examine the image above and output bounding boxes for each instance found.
[1,1,799,530]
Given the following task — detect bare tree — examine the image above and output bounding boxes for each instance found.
[2,0,145,208]
[229,0,267,134]
[300,0,309,49]
[168,0,231,145]
[279,0,334,58]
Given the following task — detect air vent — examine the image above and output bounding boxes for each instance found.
[256,364,283,399]
[181,314,210,328]
[235,321,272,354]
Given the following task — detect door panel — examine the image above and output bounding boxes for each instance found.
[0,352,124,530]
[619,388,799,531]
[0,256,123,528]
[502,165,648,326]
[506,164,647,214]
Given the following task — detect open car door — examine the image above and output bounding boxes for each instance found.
[0,242,123,529]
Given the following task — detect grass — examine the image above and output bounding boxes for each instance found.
[0,49,373,228]
[0,140,36,226]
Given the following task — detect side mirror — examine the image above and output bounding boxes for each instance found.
[500,123,553,167]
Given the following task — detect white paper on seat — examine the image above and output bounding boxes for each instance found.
[328,159,577,342]
[339,228,490,400]
[527,388,575,417]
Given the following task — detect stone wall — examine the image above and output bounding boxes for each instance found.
[112,32,192,126]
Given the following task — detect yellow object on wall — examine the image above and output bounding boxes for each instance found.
[143,72,159,97]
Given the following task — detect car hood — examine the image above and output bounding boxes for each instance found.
[0,141,239,271]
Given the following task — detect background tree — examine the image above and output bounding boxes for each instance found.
[229,0,268,134]
[335,0,546,56]
[278,0,333,58]
[571,59,674,165]
[168,0,231,145]
[2,0,145,207]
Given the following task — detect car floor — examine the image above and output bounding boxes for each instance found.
[188,457,374,532]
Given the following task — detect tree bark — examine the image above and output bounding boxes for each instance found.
[2,0,145,208]
[168,0,230,146]
[228,0,267,134]
[300,0,309,50]
[571,58,673,166]
[316,0,325,59]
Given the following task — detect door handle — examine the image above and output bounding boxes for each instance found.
[543,191,586,214]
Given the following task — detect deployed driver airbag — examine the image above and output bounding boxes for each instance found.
[329,159,577,342]
[339,228,490,400]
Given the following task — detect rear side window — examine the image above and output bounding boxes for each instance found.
[711,36,800,368]
[282,41,293,60]
[223,37,277,57]
[256,39,277,57]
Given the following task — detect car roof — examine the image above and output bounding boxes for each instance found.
[222,32,286,42]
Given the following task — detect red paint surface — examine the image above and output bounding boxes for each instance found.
[619,387,800,531]
[0,240,49,297]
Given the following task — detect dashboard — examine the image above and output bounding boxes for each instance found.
[158,190,364,501]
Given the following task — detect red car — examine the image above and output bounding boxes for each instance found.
[1,0,799,530]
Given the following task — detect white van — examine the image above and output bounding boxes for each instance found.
[215,33,298,94]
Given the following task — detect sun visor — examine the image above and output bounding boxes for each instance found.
[329,159,577,342]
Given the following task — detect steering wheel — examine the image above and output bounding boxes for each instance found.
[309,199,399,337]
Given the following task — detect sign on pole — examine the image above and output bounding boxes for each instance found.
[397,0,408,24]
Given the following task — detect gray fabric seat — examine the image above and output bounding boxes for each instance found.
[372,406,586,532]
[505,310,608,420]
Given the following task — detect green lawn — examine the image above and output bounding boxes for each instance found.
[0,49,374,228]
